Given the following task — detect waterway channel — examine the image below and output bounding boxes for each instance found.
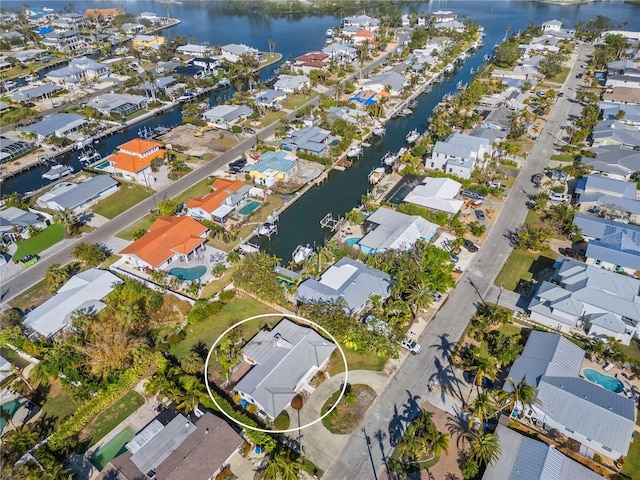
[2,0,638,258]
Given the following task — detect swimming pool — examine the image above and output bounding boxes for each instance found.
[90,426,135,471]
[344,237,361,247]
[583,368,624,394]
[94,161,111,171]
[0,399,20,430]
[168,265,207,281]
[237,200,261,216]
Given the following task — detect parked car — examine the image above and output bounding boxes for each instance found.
[549,193,571,203]
[432,292,442,302]
[244,126,256,134]
[463,239,478,252]
[471,199,483,209]
[561,247,580,259]
[450,252,459,263]
[400,338,422,355]
[531,173,544,186]
[485,181,503,189]
[536,91,546,98]
[475,209,485,220]
[461,189,484,200]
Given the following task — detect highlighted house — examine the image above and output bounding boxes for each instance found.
[243,151,298,187]
[186,178,251,223]
[105,138,164,185]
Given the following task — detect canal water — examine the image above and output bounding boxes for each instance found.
[2,0,638,257]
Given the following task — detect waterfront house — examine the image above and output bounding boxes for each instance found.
[254,89,287,109]
[191,57,220,72]
[120,216,209,271]
[361,71,407,96]
[84,7,125,22]
[434,20,465,33]
[327,106,367,125]
[573,213,640,276]
[137,11,167,24]
[348,89,387,106]
[120,22,145,35]
[0,136,34,163]
[599,101,640,125]
[132,34,165,51]
[428,133,490,180]
[484,424,606,480]
[294,51,330,73]
[296,257,392,314]
[358,207,438,254]
[186,178,251,223]
[283,125,331,156]
[9,84,63,103]
[235,318,336,420]
[575,174,640,222]
[541,19,563,32]
[504,331,635,460]
[342,14,379,31]
[202,105,253,130]
[243,150,298,187]
[51,13,84,29]
[19,113,88,140]
[37,175,119,212]
[98,410,244,480]
[353,29,375,46]
[105,138,165,185]
[23,269,122,340]
[528,258,640,345]
[592,119,640,148]
[87,93,148,117]
[0,207,48,244]
[45,56,109,84]
[220,43,261,63]
[41,30,83,52]
[322,43,357,63]
[273,74,310,93]
[583,146,640,180]
[403,177,464,215]
[133,75,177,94]
[176,44,212,56]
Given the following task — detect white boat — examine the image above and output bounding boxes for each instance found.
[368,167,385,184]
[218,78,230,87]
[178,92,196,102]
[346,145,362,158]
[373,125,386,136]
[257,222,277,236]
[292,244,313,264]
[326,28,334,37]
[405,129,420,144]
[79,149,101,164]
[382,151,398,166]
[42,164,73,181]
[397,108,412,117]
[74,137,92,150]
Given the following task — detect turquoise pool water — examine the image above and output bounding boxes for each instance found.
[90,426,135,471]
[168,265,207,281]
[0,399,20,430]
[344,237,362,247]
[237,201,261,216]
[583,368,624,394]
[94,161,111,170]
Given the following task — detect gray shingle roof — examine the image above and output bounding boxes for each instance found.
[575,174,637,198]
[235,318,336,419]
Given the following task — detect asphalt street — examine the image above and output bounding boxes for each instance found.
[324,44,593,480]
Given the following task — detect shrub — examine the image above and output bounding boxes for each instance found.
[552,185,565,193]
[231,125,243,134]
[218,289,236,301]
[273,411,290,430]
[167,329,187,346]
[593,453,603,464]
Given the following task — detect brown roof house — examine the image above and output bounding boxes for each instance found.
[98,410,244,480]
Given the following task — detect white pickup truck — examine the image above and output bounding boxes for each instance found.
[400,338,422,355]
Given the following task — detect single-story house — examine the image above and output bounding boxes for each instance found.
[348,89,387,106]
[186,178,251,223]
[505,331,636,460]
[235,318,336,420]
[133,75,176,93]
[602,87,640,105]
[132,34,165,51]
[98,410,244,480]
[220,43,260,63]
[573,212,640,276]
[20,113,88,140]
[176,44,212,56]
[84,7,126,21]
[243,150,298,187]
[0,207,48,244]
[353,29,375,46]
[45,56,110,85]
[202,105,252,130]
[37,175,118,212]
[120,216,209,271]
[528,258,640,344]
[592,120,640,148]
[9,84,63,103]
[606,74,640,90]
[273,74,310,93]
[575,174,640,222]
[361,71,406,96]
[254,89,287,109]
[105,138,165,185]
[358,207,438,254]
[120,22,145,34]
[484,424,606,480]
[434,20,465,32]
[599,101,640,125]
[0,356,12,384]
[282,125,331,156]
[342,14,379,31]
[23,268,122,339]
[296,257,392,314]
[0,136,34,164]
[481,106,514,131]
[87,93,148,117]
[583,146,640,180]
[403,177,464,215]
[327,106,367,124]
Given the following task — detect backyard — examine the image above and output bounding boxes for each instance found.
[12,224,65,260]
[80,390,145,448]
[39,379,83,428]
[92,181,153,219]
[624,437,640,480]
[494,248,557,292]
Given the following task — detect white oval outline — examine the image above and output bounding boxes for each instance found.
[204,313,349,434]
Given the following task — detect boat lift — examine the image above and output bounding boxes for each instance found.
[320,212,343,232]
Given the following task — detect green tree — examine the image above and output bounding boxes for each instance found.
[45,264,70,292]
[157,198,180,216]
[232,252,285,304]
[466,431,501,466]
[406,280,433,319]
[533,192,549,211]
[71,242,108,267]
[516,223,552,251]
[258,448,301,480]
[465,391,498,428]
[502,376,539,418]
[493,37,520,68]
[54,208,79,235]
[176,375,206,413]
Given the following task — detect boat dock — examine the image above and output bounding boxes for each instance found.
[320,212,344,232]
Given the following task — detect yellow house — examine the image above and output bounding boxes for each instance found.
[132,34,165,51]
[244,151,298,187]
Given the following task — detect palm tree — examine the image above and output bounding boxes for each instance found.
[428,430,450,458]
[397,424,426,462]
[45,263,70,292]
[258,449,301,480]
[464,392,498,429]
[54,208,79,236]
[406,280,433,319]
[466,430,501,466]
[181,352,204,375]
[471,355,497,392]
[176,375,205,413]
[503,376,539,418]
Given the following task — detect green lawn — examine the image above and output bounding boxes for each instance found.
[282,94,313,110]
[170,297,277,361]
[116,214,156,241]
[494,249,558,292]
[40,388,83,428]
[254,109,286,127]
[92,182,153,219]
[550,153,575,163]
[174,178,213,204]
[621,339,640,365]
[84,390,145,448]
[13,224,65,260]
[327,347,387,376]
[624,436,640,480]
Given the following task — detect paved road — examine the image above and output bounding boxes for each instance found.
[324,44,593,480]
[0,50,392,306]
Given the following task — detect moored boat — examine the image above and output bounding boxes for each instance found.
[346,145,362,158]
[368,167,385,184]
[405,129,420,144]
[292,244,313,264]
[382,151,398,167]
[373,125,386,136]
[257,222,277,236]
[178,92,196,102]
[42,164,73,181]
[78,149,101,164]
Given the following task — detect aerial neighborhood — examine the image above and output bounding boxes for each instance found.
[1,3,640,480]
